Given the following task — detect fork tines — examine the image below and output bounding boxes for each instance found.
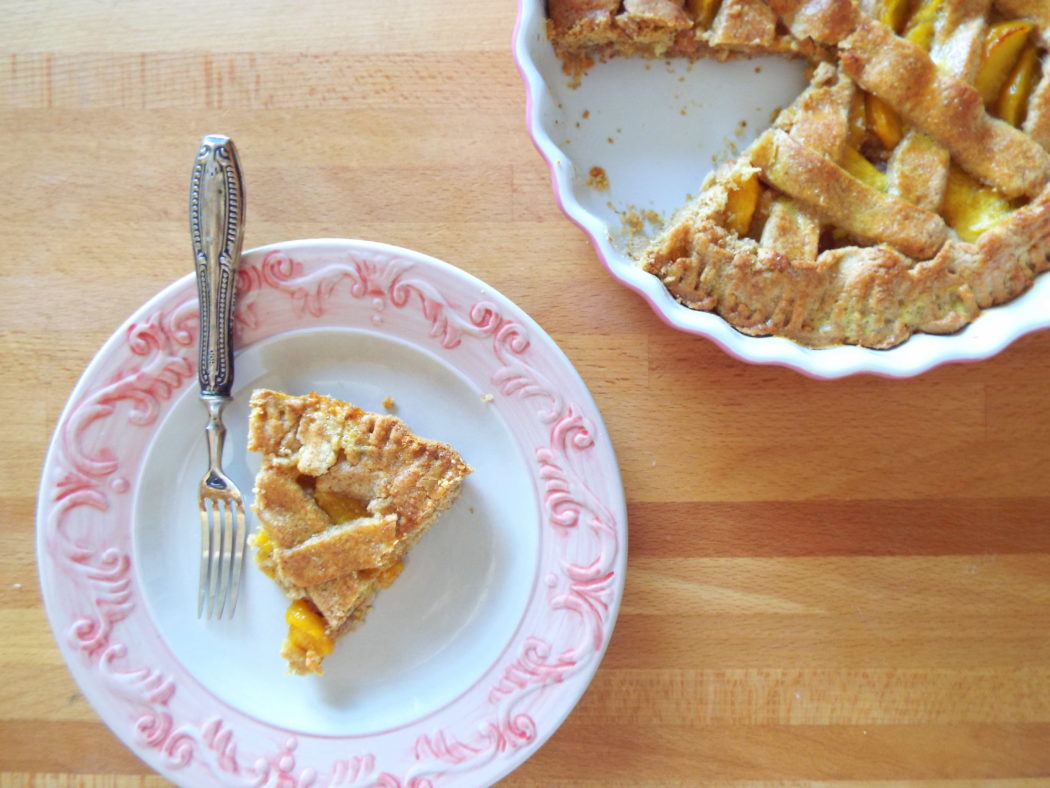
[197,489,247,619]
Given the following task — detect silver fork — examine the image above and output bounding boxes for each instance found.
[190,134,248,619]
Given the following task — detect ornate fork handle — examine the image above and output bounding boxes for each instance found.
[190,135,245,399]
[191,134,249,620]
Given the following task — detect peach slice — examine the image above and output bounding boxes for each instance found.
[996,44,1041,128]
[841,146,888,191]
[976,20,1035,106]
[942,165,1013,242]
[866,93,904,149]
[725,172,761,236]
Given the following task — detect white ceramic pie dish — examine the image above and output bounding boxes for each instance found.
[513,0,1050,379]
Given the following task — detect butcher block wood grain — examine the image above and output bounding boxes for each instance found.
[3,0,1050,785]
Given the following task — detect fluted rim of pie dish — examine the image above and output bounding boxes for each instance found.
[513,0,1050,379]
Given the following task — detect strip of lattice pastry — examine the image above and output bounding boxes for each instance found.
[640,0,1050,348]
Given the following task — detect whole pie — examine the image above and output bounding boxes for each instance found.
[548,0,1050,348]
[247,389,472,675]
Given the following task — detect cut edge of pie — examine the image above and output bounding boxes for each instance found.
[247,388,473,675]
[547,0,1050,349]
[547,0,828,77]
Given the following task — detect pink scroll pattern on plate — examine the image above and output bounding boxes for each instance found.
[48,295,198,659]
[402,299,621,783]
[237,250,479,349]
[42,245,621,786]
[43,292,280,784]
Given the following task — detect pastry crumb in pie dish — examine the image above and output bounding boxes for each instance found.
[247,388,472,675]
[518,0,1050,374]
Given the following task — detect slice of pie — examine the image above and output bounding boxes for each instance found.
[247,389,472,675]
[547,0,1050,348]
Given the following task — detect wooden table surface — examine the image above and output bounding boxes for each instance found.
[4,1,1050,785]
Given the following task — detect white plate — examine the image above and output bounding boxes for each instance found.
[513,0,1050,378]
[37,239,626,786]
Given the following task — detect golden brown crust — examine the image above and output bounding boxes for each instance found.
[546,0,813,63]
[622,0,690,25]
[643,170,1050,347]
[306,572,376,633]
[750,129,949,259]
[887,131,951,213]
[1024,71,1050,151]
[276,514,400,586]
[548,0,620,32]
[930,7,987,81]
[760,197,821,261]
[774,61,854,157]
[643,214,984,348]
[765,0,859,44]
[248,389,472,674]
[839,17,1050,199]
[709,0,778,50]
[973,187,1050,302]
[250,465,332,549]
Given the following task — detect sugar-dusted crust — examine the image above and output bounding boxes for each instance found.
[838,16,1050,200]
[248,389,472,674]
[749,128,950,258]
[547,0,819,72]
[549,0,1050,349]
[643,156,1050,348]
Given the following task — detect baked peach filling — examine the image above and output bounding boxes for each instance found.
[285,598,334,658]
[252,528,275,577]
[720,6,1042,248]
[374,560,404,589]
[294,471,372,524]
[313,488,370,524]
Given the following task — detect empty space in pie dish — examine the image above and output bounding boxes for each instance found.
[516,0,808,261]
[538,54,809,257]
[133,327,539,736]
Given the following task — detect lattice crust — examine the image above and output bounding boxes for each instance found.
[248,389,472,673]
[547,0,1050,347]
